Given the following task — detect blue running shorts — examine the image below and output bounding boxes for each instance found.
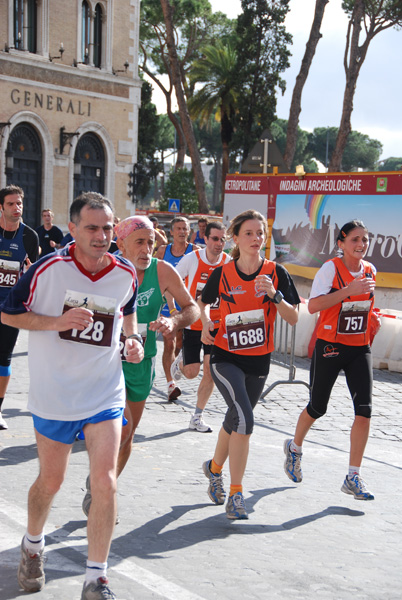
[32,407,125,445]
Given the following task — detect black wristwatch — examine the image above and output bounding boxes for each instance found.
[126,333,144,346]
[272,290,284,304]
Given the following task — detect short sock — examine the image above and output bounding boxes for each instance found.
[85,561,107,584]
[167,380,175,388]
[290,440,302,454]
[348,466,361,478]
[210,459,223,475]
[230,484,243,496]
[24,532,45,555]
[194,407,202,416]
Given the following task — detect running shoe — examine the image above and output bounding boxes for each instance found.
[81,576,116,599]
[283,438,303,483]
[17,537,45,592]
[82,475,120,523]
[170,350,183,381]
[226,492,248,520]
[202,460,226,504]
[168,382,181,402]
[0,413,8,430]
[82,474,92,517]
[341,474,375,501]
[189,414,212,433]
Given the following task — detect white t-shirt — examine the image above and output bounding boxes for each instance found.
[3,248,137,420]
[176,248,231,329]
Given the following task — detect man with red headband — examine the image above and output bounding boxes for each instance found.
[82,215,199,518]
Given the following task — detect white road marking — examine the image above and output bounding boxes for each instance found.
[0,502,206,599]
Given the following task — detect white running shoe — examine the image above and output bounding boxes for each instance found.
[341,474,374,500]
[0,413,8,430]
[167,382,181,401]
[170,350,183,381]
[189,414,212,433]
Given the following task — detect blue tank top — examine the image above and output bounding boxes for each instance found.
[160,243,193,316]
[193,231,206,246]
[0,223,27,302]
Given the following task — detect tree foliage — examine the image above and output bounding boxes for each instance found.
[140,0,233,170]
[159,0,208,212]
[377,157,402,171]
[283,0,329,170]
[188,40,239,209]
[271,120,383,172]
[160,168,199,214]
[193,117,223,210]
[310,127,382,171]
[233,0,292,161]
[329,0,402,171]
[136,80,162,199]
[271,119,318,172]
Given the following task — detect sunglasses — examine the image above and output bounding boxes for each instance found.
[208,236,226,243]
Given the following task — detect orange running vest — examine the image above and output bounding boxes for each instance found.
[214,259,279,355]
[316,257,375,346]
[186,249,228,331]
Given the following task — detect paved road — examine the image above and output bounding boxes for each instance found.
[0,330,401,599]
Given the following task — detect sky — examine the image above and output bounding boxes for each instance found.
[149,0,402,161]
[213,0,402,161]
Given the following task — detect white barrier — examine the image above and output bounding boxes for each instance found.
[262,304,402,395]
[290,301,402,372]
[293,301,318,357]
[371,310,402,373]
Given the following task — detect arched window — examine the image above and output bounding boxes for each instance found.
[82,0,90,64]
[13,0,37,53]
[74,133,105,198]
[93,4,103,68]
[6,124,42,228]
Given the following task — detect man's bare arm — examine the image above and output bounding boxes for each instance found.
[1,307,93,332]
[147,261,199,336]
[154,244,167,260]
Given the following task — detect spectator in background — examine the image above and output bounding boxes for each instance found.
[36,209,63,256]
[190,217,208,247]
[149,216,168,254]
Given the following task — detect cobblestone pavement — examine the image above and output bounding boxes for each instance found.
[0,331,401,599]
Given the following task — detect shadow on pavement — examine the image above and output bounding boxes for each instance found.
[109,487,364,561]
[134,427,191,444]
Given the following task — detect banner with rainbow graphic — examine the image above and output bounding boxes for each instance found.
[304,194,330,229]
[224,172,402,288]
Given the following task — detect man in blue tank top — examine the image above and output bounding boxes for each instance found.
[190,217,208,247]
[0,185,39,430]
[155,216,199,401]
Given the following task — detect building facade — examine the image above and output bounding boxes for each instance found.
[0,0,141,230]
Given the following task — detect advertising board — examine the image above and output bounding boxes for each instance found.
[224,173,402,288]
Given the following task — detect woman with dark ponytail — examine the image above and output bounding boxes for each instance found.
[284,219,379,500]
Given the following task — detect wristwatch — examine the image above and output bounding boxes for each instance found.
[272,290,284,304]
[126,333,144,345]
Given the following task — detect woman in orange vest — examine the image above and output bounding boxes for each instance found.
[198,209,300,519]
[284,219,379,501]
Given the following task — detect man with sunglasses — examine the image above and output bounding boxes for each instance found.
[170,222,231,432]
